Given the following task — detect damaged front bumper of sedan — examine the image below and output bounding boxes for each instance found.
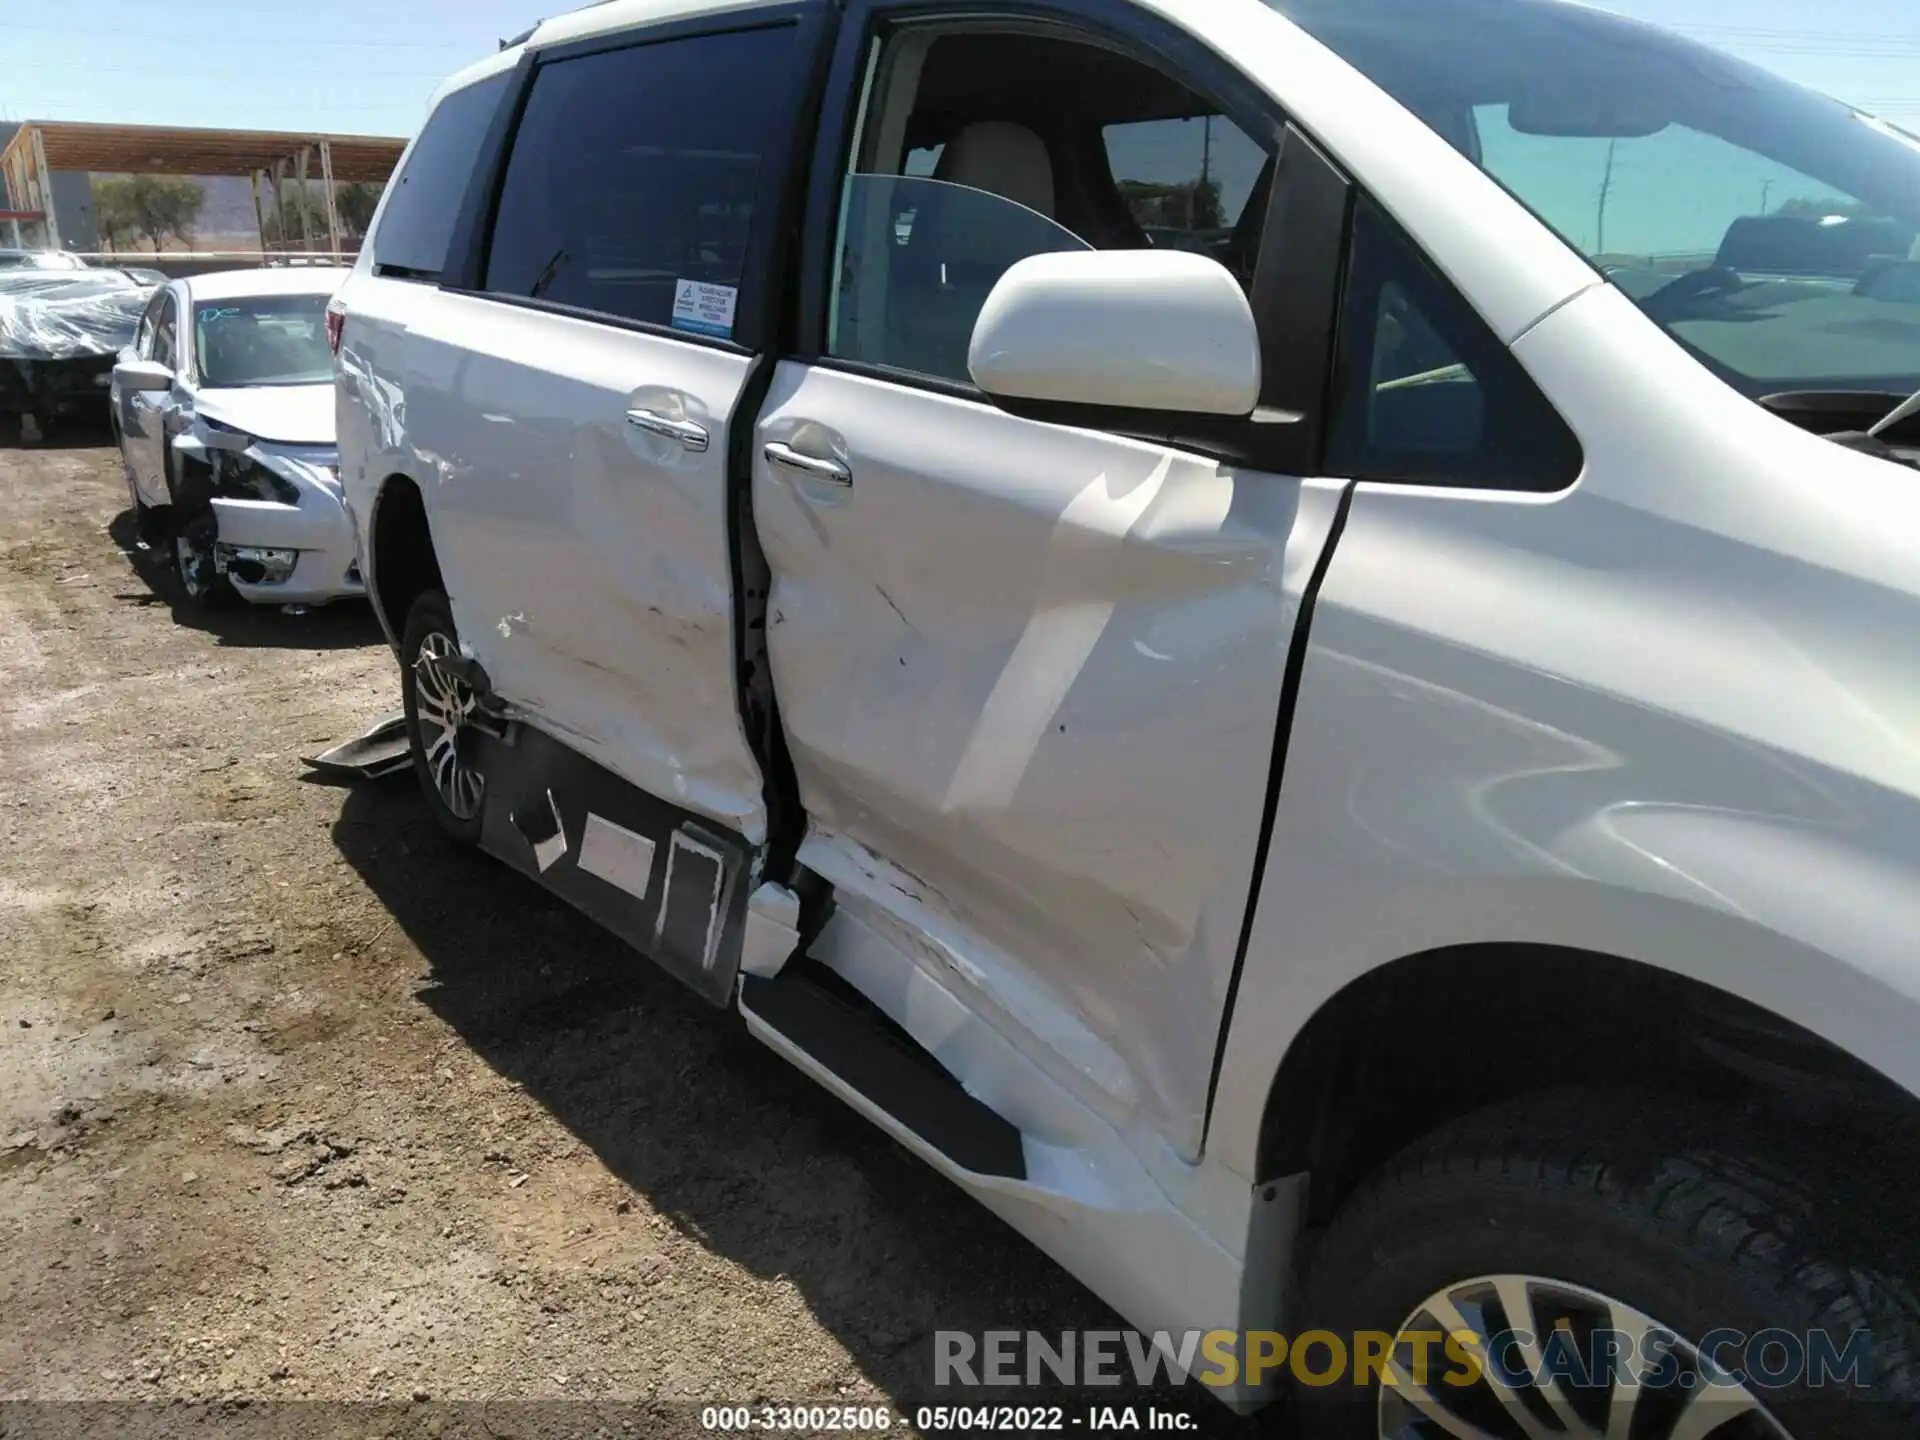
[214,544,299,586]
[176,425,366,606]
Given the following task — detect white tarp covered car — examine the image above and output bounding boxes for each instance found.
[112,268,363,609]
[0,266,157,439]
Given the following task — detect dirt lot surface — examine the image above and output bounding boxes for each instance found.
[1,432,1234,1436]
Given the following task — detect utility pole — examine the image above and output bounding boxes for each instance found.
[1199,114,1214,229]
[1595,137,1619,255]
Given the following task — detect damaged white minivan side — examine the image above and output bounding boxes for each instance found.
[333,0,1920,1431]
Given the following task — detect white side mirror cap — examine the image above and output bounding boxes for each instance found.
[968,249,1261,416]
[113,358,173,393]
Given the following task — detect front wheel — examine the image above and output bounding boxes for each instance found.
[1291,1091,1920,1440]
[171,513,236,608]
[400,589,485,846]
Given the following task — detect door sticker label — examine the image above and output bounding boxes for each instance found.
[671,280,738,339]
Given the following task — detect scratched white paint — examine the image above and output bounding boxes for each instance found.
[754,359,1347,1155]
[944,456,1175,813]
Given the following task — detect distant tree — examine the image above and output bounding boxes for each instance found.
[259,181,383,246]
[1187,175,1225,232]
[92,175,205,253]
[334,182,383,238]
[1116,176,1226,232]
[92,187,137,251]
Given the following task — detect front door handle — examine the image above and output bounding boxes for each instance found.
[764,441,851,486]
[626,407,709,452]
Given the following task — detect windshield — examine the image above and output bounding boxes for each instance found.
[1266,0,1920,399]
[194,293,334,388]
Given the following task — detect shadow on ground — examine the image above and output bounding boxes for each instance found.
[106,508,382,650]
[330,780,1263,1434]
[0,410,114,451]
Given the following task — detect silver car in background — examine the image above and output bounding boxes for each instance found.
[112,268,363,609]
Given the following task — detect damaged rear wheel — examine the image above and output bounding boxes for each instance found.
[401,589,485,846]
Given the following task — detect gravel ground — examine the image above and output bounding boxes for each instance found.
[0,428,1254,1439]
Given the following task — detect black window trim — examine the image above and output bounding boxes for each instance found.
[794,0,1348,477]
[152,291,179,369]
[135,288,167,359]
[444,288,756,358]
[437,1,830,355]
[1325,194,1586,495]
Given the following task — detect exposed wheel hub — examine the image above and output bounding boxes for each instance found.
[413,630,485,820]
[1381,1274,1793,1439]
[174,529,213,599]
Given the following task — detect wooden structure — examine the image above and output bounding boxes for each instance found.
[0,121,406,257]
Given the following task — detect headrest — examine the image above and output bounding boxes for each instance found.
[933,122,1056,219]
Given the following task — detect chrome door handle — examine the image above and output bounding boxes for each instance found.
[625,408,709,452]
[764,441,851,486]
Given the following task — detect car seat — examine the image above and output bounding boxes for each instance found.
[888,121,1071,380]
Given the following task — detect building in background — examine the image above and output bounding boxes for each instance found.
[0,121,405,262]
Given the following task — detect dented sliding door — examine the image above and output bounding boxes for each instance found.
[397,13,829,849]
[753,361,1347,1158]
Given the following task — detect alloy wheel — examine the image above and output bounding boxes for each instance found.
[412,631,485,820]
[1380,1274,1794,1440]
[174,529,212,600]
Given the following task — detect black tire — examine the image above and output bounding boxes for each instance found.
[1291,1090,1920,1440]
[169,511,236,609]
[400,588,485,846]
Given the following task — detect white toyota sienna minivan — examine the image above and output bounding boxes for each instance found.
[331,0,1920,1431]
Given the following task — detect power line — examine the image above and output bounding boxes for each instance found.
[1676,24,1920,40]
[1683,38,1920,58]
[1666,24,1920,58]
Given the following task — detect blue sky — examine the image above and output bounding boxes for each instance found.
[3,0,1916,140]
[2,0,536,135]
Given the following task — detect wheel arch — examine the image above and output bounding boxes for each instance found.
[1241,928,1920,1229]
[366,472,443,648]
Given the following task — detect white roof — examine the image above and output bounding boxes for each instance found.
[529,0,776,48]
[180,266,347,302]
[433,0,777,102]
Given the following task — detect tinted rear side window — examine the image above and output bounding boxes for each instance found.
[373,71,511,278]
[483,24,801,335]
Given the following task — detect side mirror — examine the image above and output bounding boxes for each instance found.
[113,358,173,393]
[968,250,1260,417]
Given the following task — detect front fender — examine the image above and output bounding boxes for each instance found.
[1209,545,1920,1180]
[1209,302,1920,1183]
[1209,860,1920,1182]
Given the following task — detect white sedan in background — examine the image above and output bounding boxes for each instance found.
[112,268,362,609]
